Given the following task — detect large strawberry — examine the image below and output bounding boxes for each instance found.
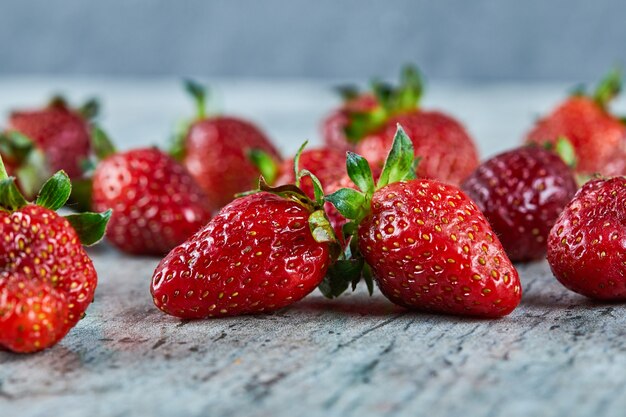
[525,69,626,178]
[92,132,212,256]
[325,126,521,317]
[0,156,110,352]
[462,143,577,262]
[548,177,626,300]
[172,81,281,211]
[151,174,339,319]
[1,97,98,198]
[320,66,479,186]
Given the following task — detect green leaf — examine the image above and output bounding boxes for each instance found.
[377,124,415,188]
[65,209,112,246]
[92,125,117,160]
[169,119,190,161]
[36,171,71,211]
[298,169,325,205]
[325,188,368,221]
[335,85,360,101]
[248,149,279,185]
[308,209,337,244]
[184,79,208,119]
[0,154,8,181]
[0,178,28,211]
[594,68,622,108]
[67,178,93,212]
[79,98,100,121]
[397,64,424,111]
[318,257,364,299]
[346,152,375,195]
[293,141,308,188]
[14,147,50,200]
[554,136,577,169]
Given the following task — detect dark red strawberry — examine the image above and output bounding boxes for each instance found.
[525,70,626,178]
[173,81,281,211]
[462,144,577,262]
[325,126,521,317]
[321,89,378,152]
[548,177,626,300]
[92,146,212,256]
[275,146,346,200]
[151,179,338,319]
[0,158,110,352]
[2,97,98,198]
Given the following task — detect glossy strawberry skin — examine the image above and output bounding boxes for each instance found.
[525,97,626,177]
[358,179,521,317]
[322,93,378,152]
[548,177,626,300]
[356,111,479,186]
[92,148,212,256]
[183,116,280,211]
[275,148,346,200]
[0,205,97,352]
[151,192,330,319]
[462,147,577,262]
[7,104,91,179]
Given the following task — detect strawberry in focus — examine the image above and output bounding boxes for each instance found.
[172,81,281,212]
[0,157,110,352]
[462,144,577,262]
[325,126,521,317]
[548,177,626,300]
[525,69,626,179]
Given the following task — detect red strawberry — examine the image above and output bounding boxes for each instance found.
[325,126,521,317]
[462,144,577,262]
[151,182,337,319]
[2,97,98,198]
[0,159,110,352]
[275,146,346,200]
[92,147,212,256]
[173,81,281,211]
[548,177,626,300]
[525,70,626,178]
[321,89,378,152]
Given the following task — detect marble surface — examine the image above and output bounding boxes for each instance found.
[1,78,625,417]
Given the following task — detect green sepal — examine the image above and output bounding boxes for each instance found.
[308,209,336,244]
[79,98,100,121]
[91,125,117,160]
[64,209,112,246]
[67,178,93,212]
[184,79,208,120]
[377,124,415,188]
[14,147,50,200]
[325,188,368,222]
[48,95,68,109]
[346,151,375,196]
[0,154,8,181]
[335,85,361,102]
[0,178,28,211]
[35,170,71,211]
[297,169,325,206]
[257,176,316,209]
[594,68,621,109]
[292,141,309,188]
[362,263,374,296]
[170,119,191,161]
[554,136,577,169]
[319,257,364,299]
[248,148,279,185]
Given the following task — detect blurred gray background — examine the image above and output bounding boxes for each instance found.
[0,0,624,82]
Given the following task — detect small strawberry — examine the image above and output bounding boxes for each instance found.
[321,88,378,152]
[0,157,110,352]
[172,81,281,211]
[548,177,626,300]
[274,145,346,200]
[525,69,626,178]
[325,126,521,317]
[91,132,212,256]
[151,173,339,319]
[1,97,98,198]
[462,142,578,262]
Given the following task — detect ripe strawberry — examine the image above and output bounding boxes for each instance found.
[321,89,378,152]
[172,81,281,211]
[275,146,346,200]
[0,158,110,352]
[151,179,338,319]
[524,69,626,178]
[2,97,98,198]
[325,126,521,317]
[462,144,577,262]
[92,145,212,256]
[548,177,626,300]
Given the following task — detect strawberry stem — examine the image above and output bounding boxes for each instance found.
[184,79,208,120]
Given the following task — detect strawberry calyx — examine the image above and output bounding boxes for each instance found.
[320,125,418,298]
[0,154,111,246]
[170,79,212,161]
[344,65,424,143]
[48,95,100,123]
[540,136,577,169]
[0,131,50,199]
[570,68,622,110]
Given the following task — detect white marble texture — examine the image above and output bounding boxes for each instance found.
[0,78,625,417]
